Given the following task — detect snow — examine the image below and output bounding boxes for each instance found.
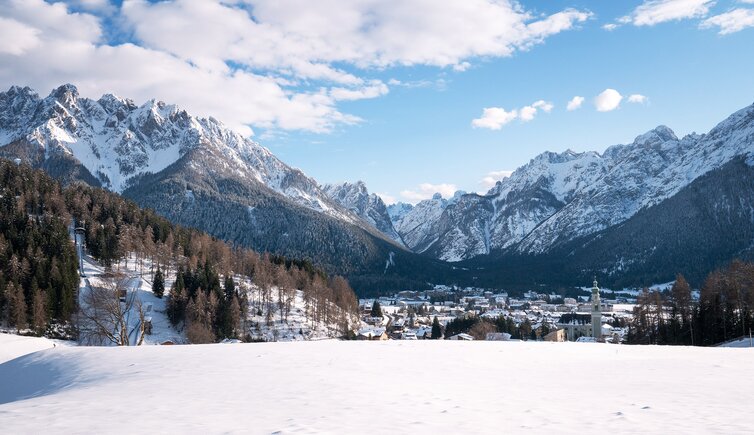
[1,340,752,433]
[0,333,66,364]
[0,84,354,222]
[386,103,754,261]
[78,252,185,345]
[718,337,754,348]
[323,181,404,244]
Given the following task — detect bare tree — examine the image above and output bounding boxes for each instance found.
[6,282,27,332]
[31,288,47,334]
[78,275,146,346]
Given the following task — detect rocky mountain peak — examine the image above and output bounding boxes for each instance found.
[632,125,678,147]
[49,83,80,107]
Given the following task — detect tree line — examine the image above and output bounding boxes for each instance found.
[443,314,552,340]
[627,261,754,346]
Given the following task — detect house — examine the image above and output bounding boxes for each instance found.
[448,333,474,341]
[390,318,406,332]
[486,332,511,341]
[543,329,566,342]
[357,328,388,341]
[415,326,432,339]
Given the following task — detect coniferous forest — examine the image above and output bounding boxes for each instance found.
[627,263,754,346]
[0,160,79,334]
[0,159,359,341]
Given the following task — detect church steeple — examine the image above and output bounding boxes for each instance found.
[591,277,601,339]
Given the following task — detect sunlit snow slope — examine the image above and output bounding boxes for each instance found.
[1,339,752,434]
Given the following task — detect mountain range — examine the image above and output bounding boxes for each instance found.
[1,83,753,292]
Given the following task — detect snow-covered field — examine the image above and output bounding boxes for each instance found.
[1,335,752,434]
[0,333,66,364]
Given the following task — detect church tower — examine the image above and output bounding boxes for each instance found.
[591,277,601,339]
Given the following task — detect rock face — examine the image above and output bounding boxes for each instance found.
[323,181,403,245]
[387,104,754,262]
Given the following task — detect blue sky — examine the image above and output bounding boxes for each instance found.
[263,1,754,202]
[2,0,754,203]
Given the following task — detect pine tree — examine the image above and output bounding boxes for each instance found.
[153,268,165,298]
[371,300,382,317]
[431,316,442,339]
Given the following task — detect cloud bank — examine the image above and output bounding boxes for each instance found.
[0,0,591,136]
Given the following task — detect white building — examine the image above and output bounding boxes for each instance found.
[591,279,602,339]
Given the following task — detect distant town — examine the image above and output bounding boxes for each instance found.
[356,281,648,343]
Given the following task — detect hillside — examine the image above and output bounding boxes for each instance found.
[0,159,360,341]
[1,336,753,433]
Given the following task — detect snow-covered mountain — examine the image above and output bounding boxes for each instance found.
[323,181,403,245]
[0,84,415,280]
[387,192,462,255]
[4,83,754,286]
[0,84,358,221]
[387,103,754,261]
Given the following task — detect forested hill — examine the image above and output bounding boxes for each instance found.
[0,159,359,340]
[0,160,79,334]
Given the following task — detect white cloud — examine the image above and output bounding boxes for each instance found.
[480,170,514,190]
[628,94,648,103]
[594,89,623,112]
[472,99,553,129]
[701,8,754,34]
[0,0,591,135]
[400,183,457,203]
[566,95,585,111]
[453,61,471,72]
[602,23,619,31]
[532,100,554,113]
[330,82,389,101]
[519,105,537,122]
[472,107,518,130]
[620,0,714,26]
[0,17,40,55]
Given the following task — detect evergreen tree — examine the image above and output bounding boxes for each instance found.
[153,268,165,298]
[431,316,442,339]
[371,300,382,317]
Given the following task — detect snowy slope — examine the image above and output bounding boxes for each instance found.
[0,333,66,364]
[389,193,452,253]
[75,233,349,345]
[1,340,753,433]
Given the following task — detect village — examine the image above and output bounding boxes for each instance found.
[356,280,638,343]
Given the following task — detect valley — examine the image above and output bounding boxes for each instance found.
[2,85,754,293]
